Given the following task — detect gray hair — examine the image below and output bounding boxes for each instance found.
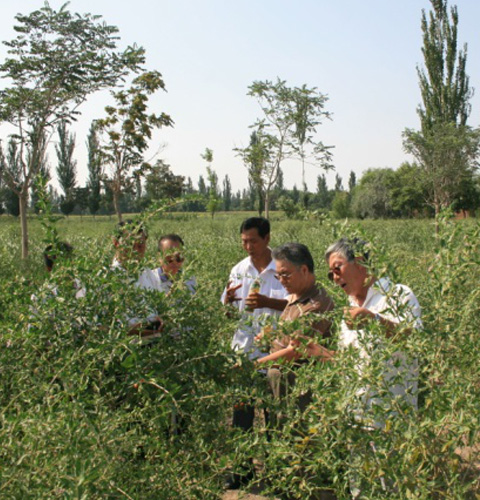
[325,237,370,263]
[272,242,314,273]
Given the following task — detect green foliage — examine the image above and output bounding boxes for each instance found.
[403,0,480,218]
[236,78,332,218]
[0,213,479,498]
[97,71,174,221]
[0,2,145,257]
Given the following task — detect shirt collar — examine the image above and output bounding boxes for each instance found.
[246,255,276,274]
[287,284,319,306]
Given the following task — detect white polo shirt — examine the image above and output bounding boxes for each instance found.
[221,255,288,360]
[339,277,421,419]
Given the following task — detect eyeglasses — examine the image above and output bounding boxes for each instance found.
[163,253,184,264]
[274,271,293,281]
[327,262,348,281]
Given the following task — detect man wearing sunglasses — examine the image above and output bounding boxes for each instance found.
[324,237,421,415]
[140,233,196,295]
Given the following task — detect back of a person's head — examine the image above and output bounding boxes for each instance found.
[114,219,147,242]
[240,217,270,238]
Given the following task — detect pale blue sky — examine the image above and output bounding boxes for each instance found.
[1,1,480,192]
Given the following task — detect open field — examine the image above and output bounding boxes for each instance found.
[0,213,479,499]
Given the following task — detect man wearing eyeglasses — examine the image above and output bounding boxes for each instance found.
[255,242,334,426]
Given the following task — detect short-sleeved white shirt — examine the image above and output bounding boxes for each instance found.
[339,277,421,416]
[221,255,288,360]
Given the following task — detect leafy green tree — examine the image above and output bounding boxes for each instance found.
[236,78,332,217]
[222,174,232,211]
[403,0,480,220]
[292,83,333,185]
[86,123,102,217]
[201,148,221,218]
[389,162,429,217]
[331,190,351,219]
[0,3,144,258]
[334,173,343,192]
[97,71,173,221]
[348,171,357,192]
[144,159,184,202]
[315,173,330,210]
[55,120,77,216]
[351,168,396,219]
[0,140,21,216]
[197,175,207,196]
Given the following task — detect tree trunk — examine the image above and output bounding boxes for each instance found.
[264,190,270,219]
[113,189,123,222]
[19,192,29,259]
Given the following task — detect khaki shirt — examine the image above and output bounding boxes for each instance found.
[271,284,334,355]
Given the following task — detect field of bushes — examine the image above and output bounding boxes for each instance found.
[0,212,479,499]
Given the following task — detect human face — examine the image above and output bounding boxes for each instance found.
[328,252,367,297]
[115,233,147,263]
[274,259,307,295]
[241,228,270,259]
[159,239,184,276]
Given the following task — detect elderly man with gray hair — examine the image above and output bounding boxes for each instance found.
[256,242,334,424]
[324,237,421,418]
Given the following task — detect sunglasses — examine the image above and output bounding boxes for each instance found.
[327,262,348,281]
[163,253,184,264]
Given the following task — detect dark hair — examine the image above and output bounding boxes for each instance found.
[272,242,314,273]
[325,237,370,264]
[240,217,270,238]
[158,233,184,250]
[114,220,147,241]
[43,242,73,270]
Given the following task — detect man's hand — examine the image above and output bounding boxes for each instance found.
[224,281,242,305]
[344,307,375,329]
[245,291,270,310]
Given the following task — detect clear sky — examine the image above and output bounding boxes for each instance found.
[1,0,480,193]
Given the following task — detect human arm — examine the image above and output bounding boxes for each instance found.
[344,307,411,340]
[245,292,287,312]
[127,315,164,337]
[222,281,242,305]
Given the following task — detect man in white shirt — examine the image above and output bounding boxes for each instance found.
[221,217,288,489]
[112,220,163,340]
[324,237,421,419]
[139,234,196,296]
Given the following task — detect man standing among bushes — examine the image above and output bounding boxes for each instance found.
[323,237,421,497]
[221,217,288,489]
[112,220,163,341]
[255,242,334,427]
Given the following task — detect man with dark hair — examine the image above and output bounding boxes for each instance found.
[43,242,73,272]
[139,233,196,295]
[111,220,163,341]
[221,216,288,490]
[256,243,334,424]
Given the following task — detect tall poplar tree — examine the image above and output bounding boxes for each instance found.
[403,0,480,218]
[86,123,102,217]
[55,120,77,215]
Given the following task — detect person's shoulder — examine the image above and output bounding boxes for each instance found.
[310,286,335,312]
[229,256,251,274]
